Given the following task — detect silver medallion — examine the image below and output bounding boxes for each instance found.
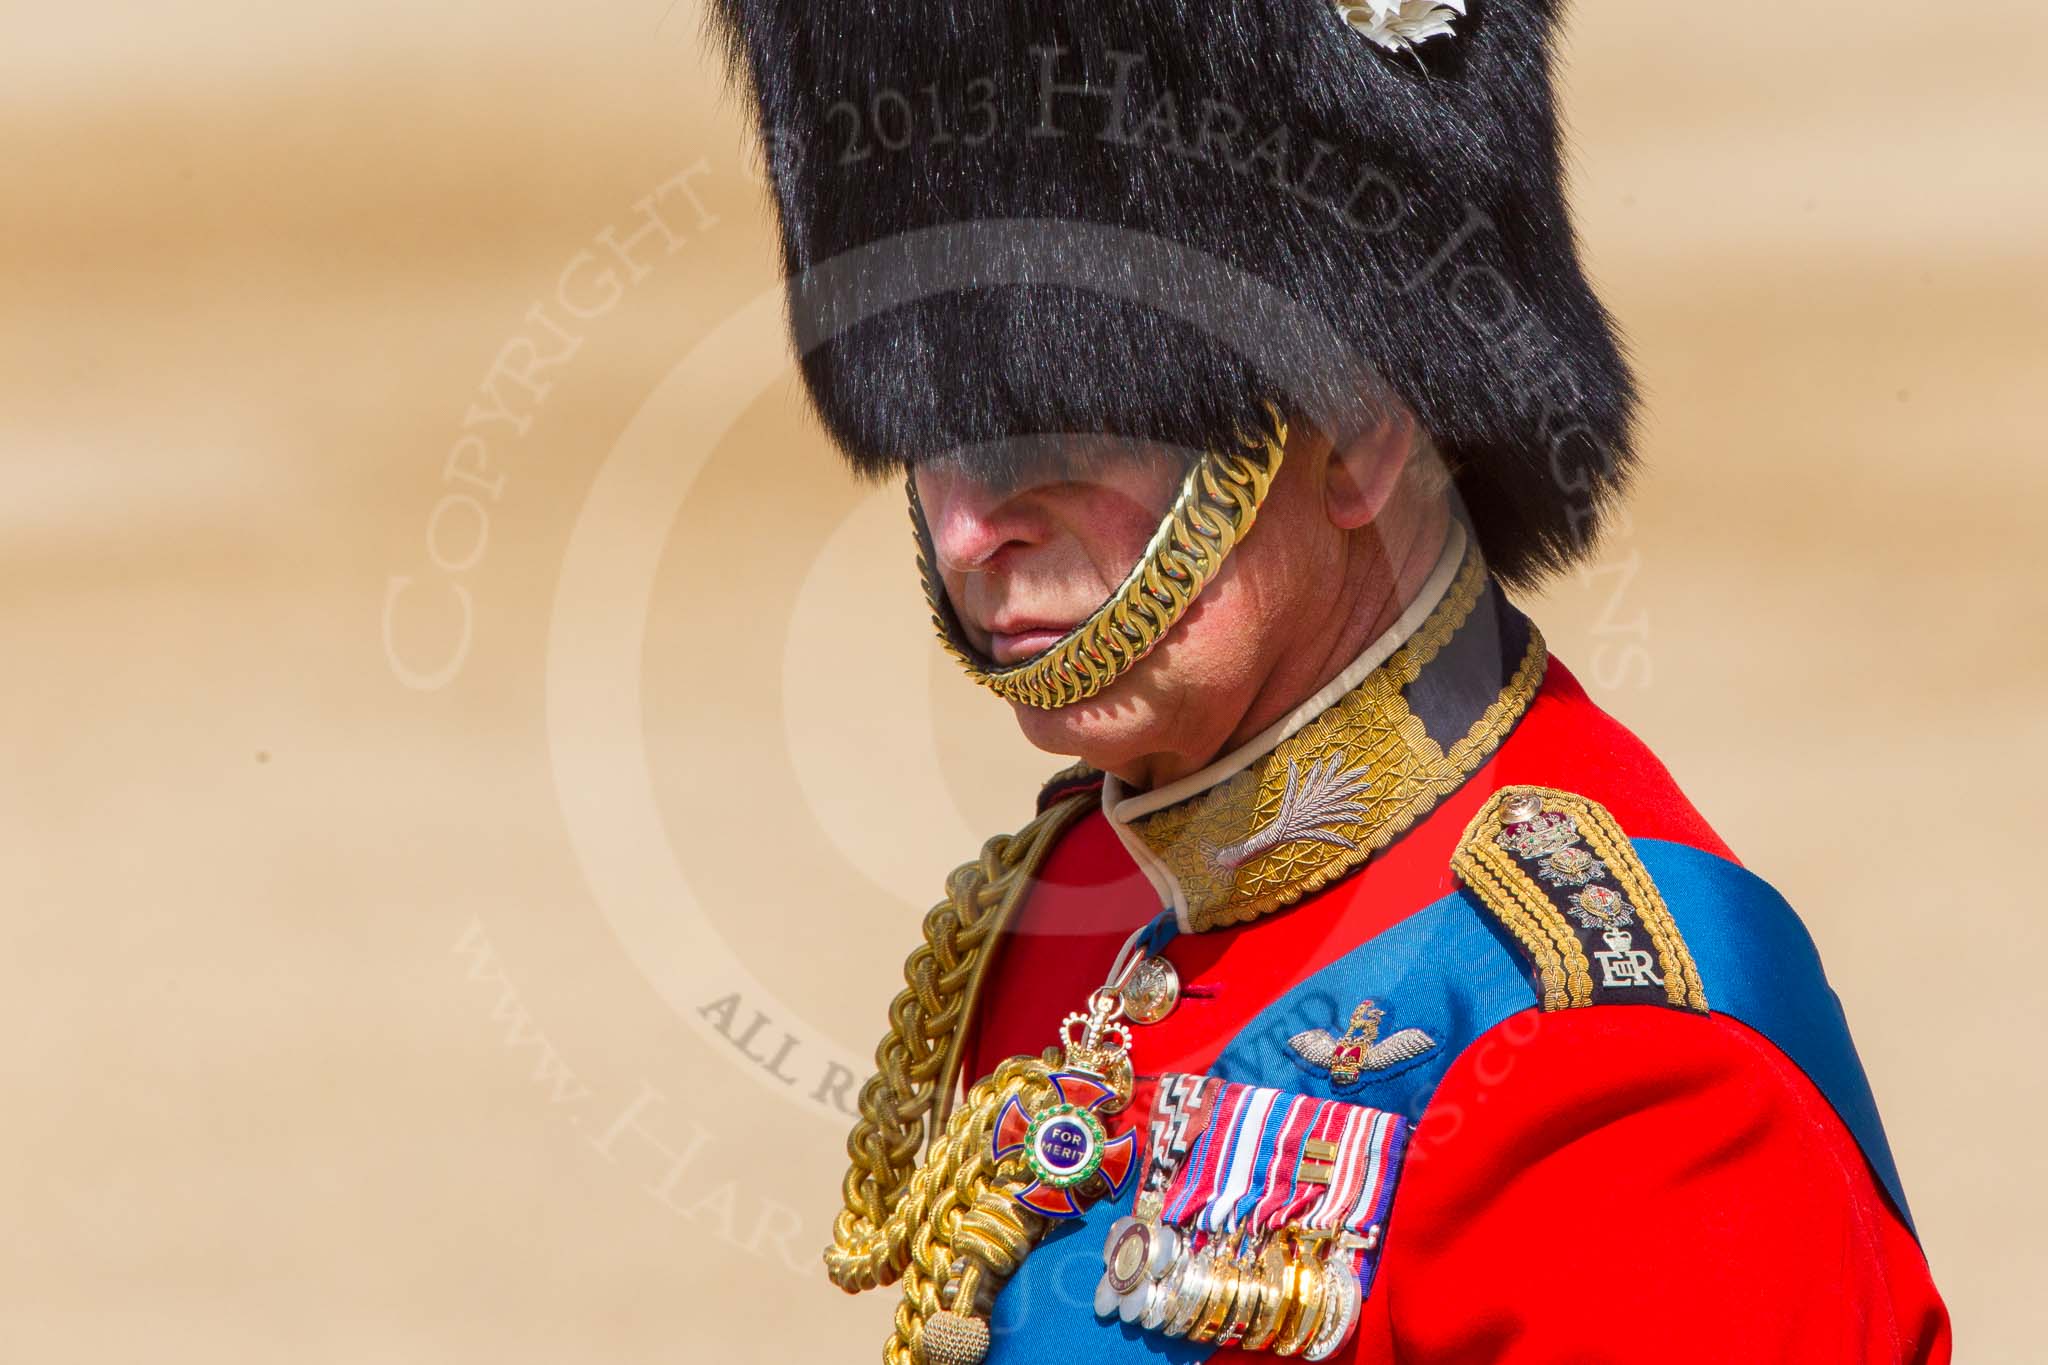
[1122,954,1181,1025]
[1303,1254,1363,1361]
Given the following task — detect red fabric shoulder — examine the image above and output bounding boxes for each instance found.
[1323,1006,1951,1365]
[1488,657,1736,863]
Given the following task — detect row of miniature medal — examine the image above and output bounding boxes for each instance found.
[1093,1070,1409,1358]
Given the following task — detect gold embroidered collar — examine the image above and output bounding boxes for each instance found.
[1102,524,1546,933]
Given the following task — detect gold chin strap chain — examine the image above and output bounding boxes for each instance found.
[824,790,1113,1365]
[910,409,1288,711]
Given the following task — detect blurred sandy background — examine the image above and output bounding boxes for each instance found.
[4,0,2044,1359]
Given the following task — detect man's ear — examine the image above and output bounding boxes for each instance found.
[1323,408,1418,531]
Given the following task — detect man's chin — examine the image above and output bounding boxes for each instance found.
[1006,691,1162,778]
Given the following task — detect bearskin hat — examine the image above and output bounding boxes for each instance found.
[705,0,1636,586]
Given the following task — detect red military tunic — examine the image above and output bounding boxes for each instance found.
[962,534,1949,1363]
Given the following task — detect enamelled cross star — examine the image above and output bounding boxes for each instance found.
[992,1072,1139,1218]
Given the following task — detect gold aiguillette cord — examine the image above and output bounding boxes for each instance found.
[825,805,1165,1365]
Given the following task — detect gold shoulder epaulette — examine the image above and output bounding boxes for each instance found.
[1451,785,1707,1014]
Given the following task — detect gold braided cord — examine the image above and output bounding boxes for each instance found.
[1551,792,1709,1013]
[829,1055,1058,1364]
[825,792,1096,1362]
[911,413,1287,710]
[1449,837,1587,1010]
[1451,786,1710,1013]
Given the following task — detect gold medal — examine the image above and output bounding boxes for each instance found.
[1191,1248,1243,1344]
[1239,1239,1292,1351]
[1302,1253,1362,1362]
[1273,1237,1330,1358]
[1215,1239,1274,1348]
[1102,1216,1150,1296]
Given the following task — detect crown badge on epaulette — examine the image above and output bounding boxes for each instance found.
[1496,809,1581,859]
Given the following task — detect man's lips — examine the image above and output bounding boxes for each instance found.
[984,616,1079,666]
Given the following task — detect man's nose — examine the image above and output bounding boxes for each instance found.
[919,470,1047,575]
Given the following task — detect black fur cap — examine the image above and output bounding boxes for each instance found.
[705,0,1637,585]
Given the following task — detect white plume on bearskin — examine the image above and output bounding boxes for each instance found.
[1336,0,1467,53]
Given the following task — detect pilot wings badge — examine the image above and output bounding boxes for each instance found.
[1289,1001,1437,1085]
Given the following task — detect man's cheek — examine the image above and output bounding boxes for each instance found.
[1091,518,1163,587]
[942,574,986,648]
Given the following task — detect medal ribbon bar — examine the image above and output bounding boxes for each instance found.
[1097,1073,1411,1357]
